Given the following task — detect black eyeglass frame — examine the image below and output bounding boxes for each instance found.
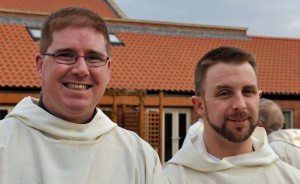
[42,52,110,67]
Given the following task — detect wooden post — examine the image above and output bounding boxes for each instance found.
[113,90,117,123]
[139,90,145,139]
[159,91,163,160]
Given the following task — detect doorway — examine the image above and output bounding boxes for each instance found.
[163,108,191,163]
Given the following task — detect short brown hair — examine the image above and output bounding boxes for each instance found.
[40,7,110,56]
[259,98,284,131]
[194,46,257,96]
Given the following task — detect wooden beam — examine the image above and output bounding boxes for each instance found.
[161,96,192,106]
[100,95,192,107]
[0,93,39,104]
[1,93,193,107]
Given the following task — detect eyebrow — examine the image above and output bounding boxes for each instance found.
[87,50,106,56]
[214,85,232,91]
[243,85,258,92]
[53,48,75,53]
[214,84,258,91]
[52,48,106,56]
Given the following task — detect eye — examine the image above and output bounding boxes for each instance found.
[243,88,256,96]
[54,52,76,61]
[243,89,252,93]
[217,90,231,98]
[86,54,106,62]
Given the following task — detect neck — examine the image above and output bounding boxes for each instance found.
[38,96,97,124]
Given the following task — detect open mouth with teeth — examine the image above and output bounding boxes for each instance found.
[64,83,91,91]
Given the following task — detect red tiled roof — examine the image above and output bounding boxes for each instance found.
[0,23,300,95]
[0,0,120,18]
[0,24,40,88]
[109,32,300,95]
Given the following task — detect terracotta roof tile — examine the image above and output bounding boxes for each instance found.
[1,23,300,95]
[0,24,40,88]
[0,0,119,18]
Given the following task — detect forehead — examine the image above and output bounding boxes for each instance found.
[205,62,258,89]
[49,27,106,52]
[52,26,102,40]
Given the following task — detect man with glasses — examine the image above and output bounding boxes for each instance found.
[0,7,167,184]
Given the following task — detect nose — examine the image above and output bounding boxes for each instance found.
[232,93,247,110]
[71,56,89,77]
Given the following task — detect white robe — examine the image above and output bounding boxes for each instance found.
[0,97,168,184]
[164,126,300,184]
[268,129,300,170]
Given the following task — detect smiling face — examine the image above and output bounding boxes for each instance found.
[192,62,262,143]
[35,27,111,123]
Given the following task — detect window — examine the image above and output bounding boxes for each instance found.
[0,106,14,120]
[0,109,8,120]
[282,110,293,129]
[26,27,41,41]
[109,33,124,46]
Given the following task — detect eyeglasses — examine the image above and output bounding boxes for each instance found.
[42,51,109,67]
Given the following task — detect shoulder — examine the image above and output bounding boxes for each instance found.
[110,126,159,155]
[271,159,300,179]
[164,162,187,174]
[0,117,22,147]
[0,117,22,133]
[109,126,164,175]
[269,140,289,148]
[164,163,200,184]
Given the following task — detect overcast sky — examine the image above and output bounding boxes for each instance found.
[114,0,300,38]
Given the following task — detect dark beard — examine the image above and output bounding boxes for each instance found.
[205,105,256,143]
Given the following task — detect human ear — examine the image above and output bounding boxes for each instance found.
[35,53,43,80]
[258,90,263,98]
[191,96,205,116]
[106,58,111,83]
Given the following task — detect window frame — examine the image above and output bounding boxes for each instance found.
[282,110,294,129]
